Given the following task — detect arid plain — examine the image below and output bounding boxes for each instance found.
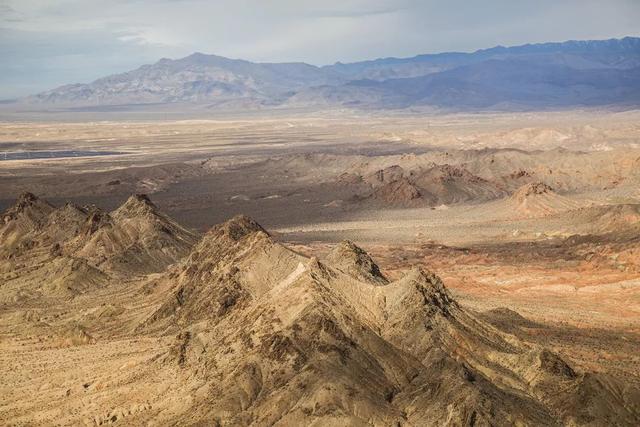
[1,110,640,425]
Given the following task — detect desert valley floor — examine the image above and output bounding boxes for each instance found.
[1,110,640,425]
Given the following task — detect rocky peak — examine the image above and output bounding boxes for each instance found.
[211,215,268,241]
[61,202,87,213]
[372,177,422,204]
[45,203,89,232]
[113,194,157,218]
[513,182,554,200]
[82,207,112,236]
[326,240,387,285]
[16,192,38,206]
[538,349,577,379]
[2,192,54,223]
[400,267,456,314]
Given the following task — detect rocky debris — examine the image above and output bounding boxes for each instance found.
[527,182,554,195]
[326,240,388,285]
[6,192,39,211]
[509,169,533,179]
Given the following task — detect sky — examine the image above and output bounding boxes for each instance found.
[1,0,639,99]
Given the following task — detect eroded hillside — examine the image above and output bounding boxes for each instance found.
[1,193,639,425]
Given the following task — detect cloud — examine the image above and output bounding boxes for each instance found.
[301,1,408,19]
[0,1,23,23]
[0,26,184,98]
[0,0,639,98]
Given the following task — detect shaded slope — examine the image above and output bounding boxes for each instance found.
[325,240,388,285]
[139,216,640,425]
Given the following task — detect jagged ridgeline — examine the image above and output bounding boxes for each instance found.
[1,193,639,425]
[22,37,640,110]
[0,192,196,299]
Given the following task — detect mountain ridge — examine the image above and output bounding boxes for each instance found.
[1,192,639,424]
[19,36,640,111]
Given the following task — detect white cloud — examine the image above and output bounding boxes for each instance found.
[1,0,639,97]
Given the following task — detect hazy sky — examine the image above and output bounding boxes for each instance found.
[1,0,639,98]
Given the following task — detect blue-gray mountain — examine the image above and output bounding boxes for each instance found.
[25,37,640,111]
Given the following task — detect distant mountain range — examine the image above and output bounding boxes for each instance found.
[22,37,640,111]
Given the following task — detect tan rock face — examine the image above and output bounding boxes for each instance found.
[0,192,197,296]
[71,194,197,273]
[1,193,639,426]
[138,214,638,425]
[325,240,388,285]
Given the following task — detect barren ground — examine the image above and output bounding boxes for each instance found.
[1,110,640,425]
